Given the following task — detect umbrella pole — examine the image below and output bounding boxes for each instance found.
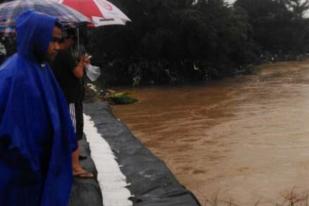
[77,27,80,55]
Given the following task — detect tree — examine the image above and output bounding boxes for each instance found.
[284,0,309,18]
[85,0,309,86]
[235,0,309,56]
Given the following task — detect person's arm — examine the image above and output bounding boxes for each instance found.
[72,55,91,79]
[72,60,85,79]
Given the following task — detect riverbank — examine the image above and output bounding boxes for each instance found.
[73,101,200,206]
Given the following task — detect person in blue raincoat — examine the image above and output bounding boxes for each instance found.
[0,10,77,206]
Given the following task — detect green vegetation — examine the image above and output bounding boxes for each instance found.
[1,0,309,86]
[203,189,309,205]
[85,0,309,86]
[105,91,138,105]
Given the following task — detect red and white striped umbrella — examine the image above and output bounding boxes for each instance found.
[57,0,130,27]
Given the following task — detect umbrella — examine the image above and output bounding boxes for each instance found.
[0,0,90,34]
[58,0,131,27]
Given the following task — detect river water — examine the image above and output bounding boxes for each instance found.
[112,61,309,206]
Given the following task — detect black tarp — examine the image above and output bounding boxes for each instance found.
[69,139,103,206]
[83,102,201,206]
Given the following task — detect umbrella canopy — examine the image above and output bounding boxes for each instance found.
[58,0,130,27]
[0,0,90,34]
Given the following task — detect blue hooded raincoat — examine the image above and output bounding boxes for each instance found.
[0,11,77,206]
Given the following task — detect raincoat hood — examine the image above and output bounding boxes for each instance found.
[16,10,56,59]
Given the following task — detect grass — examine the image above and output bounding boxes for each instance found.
[201,189,309,206]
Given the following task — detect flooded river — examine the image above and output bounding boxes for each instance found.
[112,60,309,205]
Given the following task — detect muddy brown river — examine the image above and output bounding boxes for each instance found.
[112,60,309,205]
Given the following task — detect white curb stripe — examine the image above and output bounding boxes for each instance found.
[84,114,133,206]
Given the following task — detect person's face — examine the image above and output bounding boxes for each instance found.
[47,26,62,60]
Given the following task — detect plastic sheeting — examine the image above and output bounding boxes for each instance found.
[84,114,133,206]
[69,139,103,206]
[84,102,201,206]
